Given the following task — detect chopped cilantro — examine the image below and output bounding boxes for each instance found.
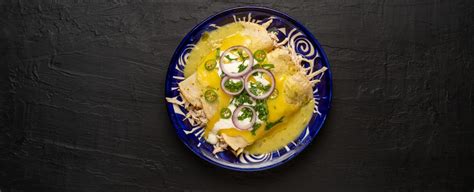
[249,81,271,96]
[225,55,237,61]
[254,100,268,121]
[237,50,249,61]
[261,64,275,69]
[233,92,253,106]
[237,64,247,72]
[265,116,284,130]
[251,123,261,135]
[224,79,243,93]
[237,107,253,121]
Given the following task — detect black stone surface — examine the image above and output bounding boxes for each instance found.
[0,0,473,191]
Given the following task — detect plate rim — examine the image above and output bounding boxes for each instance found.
[165,6,333,171]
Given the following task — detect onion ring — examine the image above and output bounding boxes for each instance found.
[232,105,256,130]
[219,46,254,77]
[244,69,276,100]
[221,76,244,95]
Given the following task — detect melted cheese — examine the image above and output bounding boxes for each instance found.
[213,73,300,146]
[246,100,314,154]
[185,23,246,77]
[199,31,251,138]
[266,74,299,122]
[196,53,231,136]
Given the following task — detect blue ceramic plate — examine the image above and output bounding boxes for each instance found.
[165,7,332,171]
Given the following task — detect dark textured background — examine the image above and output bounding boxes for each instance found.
[0,0,473,191]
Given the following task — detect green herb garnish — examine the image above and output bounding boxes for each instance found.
[233,92,253,106]
[225,55,237,61]
[249,81,271,96]
[261,64,274,69]
[237,50,249,61]
[215,48,221,59]
[251,123,261,135]
[254,100,268,121]
[265,116,284,130]
[224,79,243,93]
[237,107,253,121]
[253,63,274,69]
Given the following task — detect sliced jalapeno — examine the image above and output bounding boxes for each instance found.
[204,59,217,71]
[204,89,218,103]
[253,50,266,62]
[220,107,231,119]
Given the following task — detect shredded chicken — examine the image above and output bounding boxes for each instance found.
[269,31,289,48]
[212,135,228,154]
[166,93,207,127]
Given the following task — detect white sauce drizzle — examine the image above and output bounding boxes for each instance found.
[221,51,250,75]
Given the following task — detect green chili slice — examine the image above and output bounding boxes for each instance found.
[261,64,275,69]
[204,59,217,71]
[237,107,253,120]
[220,107,231,119]
[204,89,218,103]
[253,50,266,62]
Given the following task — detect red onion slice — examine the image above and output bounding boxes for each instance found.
[232,105,256,130]
[219,46,254,77]
[244,69,276,100]
[221,76,244,96]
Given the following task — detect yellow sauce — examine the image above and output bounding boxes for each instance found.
[195,50,231,137]
[247,100,314,154]
[184,23,246,78]
[183,22,314,154]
